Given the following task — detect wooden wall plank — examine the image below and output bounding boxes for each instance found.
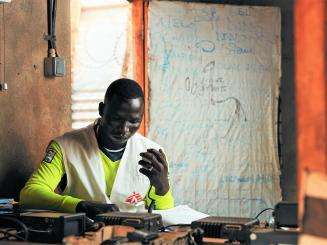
[0,0,71,199]
[295,0,327,212]
[132,0,146,135]
[143,1,149,135]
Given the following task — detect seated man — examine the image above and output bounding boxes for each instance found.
[20,78,174,217]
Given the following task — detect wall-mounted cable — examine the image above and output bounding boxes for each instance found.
[0,5,8,92]
[44,0,65,77]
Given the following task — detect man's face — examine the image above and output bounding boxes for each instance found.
[99,94,144,147]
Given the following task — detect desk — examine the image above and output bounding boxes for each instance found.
[65,225,233,244]
[0,221,298,244]
[0,228,298,245]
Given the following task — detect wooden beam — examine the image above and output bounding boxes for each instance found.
[143,1,149,136]
[132,0,147,135]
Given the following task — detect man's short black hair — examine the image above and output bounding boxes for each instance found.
[104,78,144,103]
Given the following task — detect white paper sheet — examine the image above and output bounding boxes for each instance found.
[154,205,209,226]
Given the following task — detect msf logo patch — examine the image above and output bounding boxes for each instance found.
[125,192,143,205]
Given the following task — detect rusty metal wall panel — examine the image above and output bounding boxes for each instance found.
[0,0,71,199]
[295,0,327,213]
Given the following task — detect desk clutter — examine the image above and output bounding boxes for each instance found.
[0,201,299,244]
[0,199,15,214]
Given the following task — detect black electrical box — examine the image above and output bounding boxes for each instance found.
[274,202,298,228]
[19,211,85,243]
[95,212,163,232]
[44,56,65,77]
[191,216,253,242]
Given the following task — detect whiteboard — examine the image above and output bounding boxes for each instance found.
[147,1,281,218]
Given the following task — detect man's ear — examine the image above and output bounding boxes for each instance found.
[99,102,104,117]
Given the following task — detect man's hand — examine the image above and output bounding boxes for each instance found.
[139,149,170,196]
[76,201,119,219]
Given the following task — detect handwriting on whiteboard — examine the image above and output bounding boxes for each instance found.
[148,2,281,218]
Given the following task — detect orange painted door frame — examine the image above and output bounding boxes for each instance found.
[132,0,149,136]
[295,0,327,212]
